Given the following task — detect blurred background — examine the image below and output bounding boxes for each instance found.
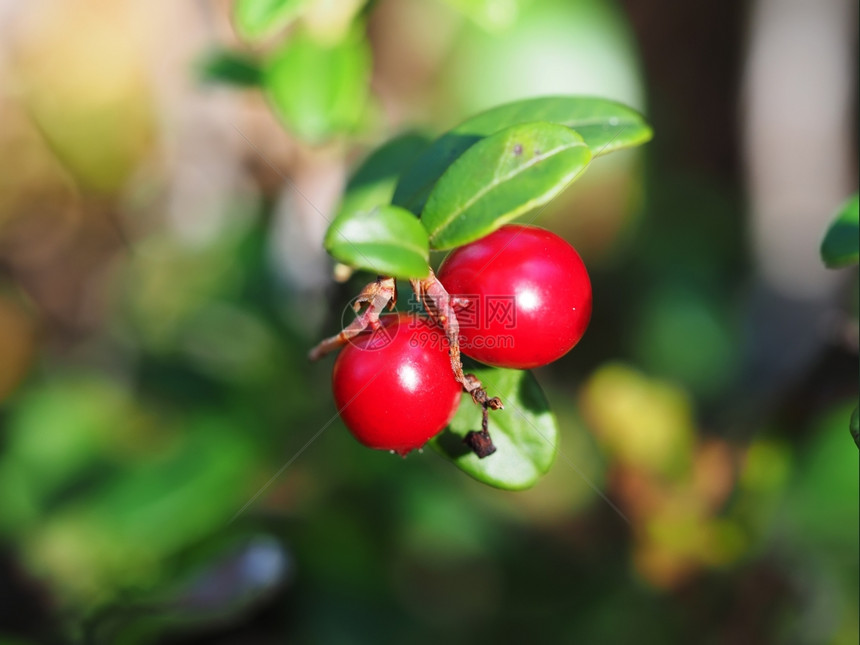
[0,0,857,643]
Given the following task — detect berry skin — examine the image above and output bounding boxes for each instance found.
[332,313,462,456]
[436,224,592,369]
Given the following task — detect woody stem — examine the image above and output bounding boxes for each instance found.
[410,267,501,458]
[308,276,397,361]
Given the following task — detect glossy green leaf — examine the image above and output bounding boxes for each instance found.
[264,28,370,143]
[421,121,591,249]
[336,132,431,220]
[850,406,859,448]
[197,49,262,87]
[821,194,859,268]
[233,0,307,42]
[433,365,558,490]
[324,205,429,278]
[393,95,651,214]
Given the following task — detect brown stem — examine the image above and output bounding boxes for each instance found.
[410,268,501,457]
[409,269,499,404]
[308,276,397,360]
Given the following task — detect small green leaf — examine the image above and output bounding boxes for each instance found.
[821,194,859,269]
[324,205,429,278]
[433,365,558,490]
[393,95,651,214]
[196,49,262,87]
[264,28,370,143]
[337,133,431,220]
[421,122,591,250]
[233,0,307,42]
[850,406,859,449]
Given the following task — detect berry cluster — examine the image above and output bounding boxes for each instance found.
[314,224,592,457]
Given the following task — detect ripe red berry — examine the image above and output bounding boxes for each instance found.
[436,224,592,369]
[332,313,462,456]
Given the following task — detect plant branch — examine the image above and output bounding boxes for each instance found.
[410,267,501,458]
[308,276,397,360]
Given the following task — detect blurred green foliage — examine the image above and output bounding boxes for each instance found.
[821,194,859,269]
[0,0,856,643]
[264,25,372,142]
[233,0,309,42]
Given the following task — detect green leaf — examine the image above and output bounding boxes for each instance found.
[421,121,591,250]
[233,0,307,42]
[851,406,859,449]
[393,95,652,214]
[324,205,429,278]
[337,132,431,219]
[263,28,370,143]
[821,194,859,268]
[433,365,558,490]
[196,49,262,87]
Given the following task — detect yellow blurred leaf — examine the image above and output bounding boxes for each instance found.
[16,0,156,193]
[580,363,695,477]
[0,294,37,402]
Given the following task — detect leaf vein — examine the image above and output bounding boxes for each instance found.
[428,140,587,242]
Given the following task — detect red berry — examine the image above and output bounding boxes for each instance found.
[332,313,462,456]
[436,224,592,369]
